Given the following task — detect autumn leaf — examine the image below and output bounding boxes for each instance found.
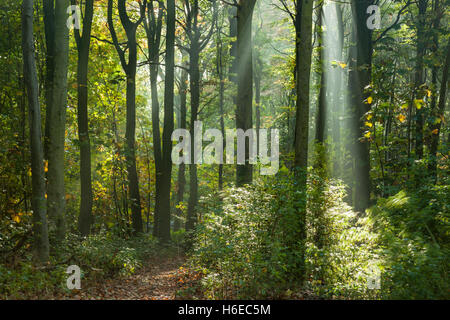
[365,121,373,128]
[431,129,439,135]
[397,114,406,123]
[367,96,373,104]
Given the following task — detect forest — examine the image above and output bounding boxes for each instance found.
[0,0,448,300]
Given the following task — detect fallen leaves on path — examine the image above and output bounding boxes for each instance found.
[62,255,187,300]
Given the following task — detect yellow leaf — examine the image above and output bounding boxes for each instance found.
[367,96,373,104]
[338,62,347,69]
[431,129,439,135]
[12,215,20,223]
[365,121,373,128]
[367,114,373,120]
[426,90,431,97]
[364,131,371,138]
[397,114,406,123]
[414,99,424,109]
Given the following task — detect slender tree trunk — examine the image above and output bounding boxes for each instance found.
[22,0,49,263]
[47,0,70,241]
[43,0,55,160]
[428,0,444,181]
[292,0,313,284]
[350,0,373,212]
[294,0,313,177]
[186,43,200,233]
[107,0,146,234]
[74,0,94,237]
[332,2,344,177]
[159,0,175,242]
[144,0,163,237]
[413,0,428,160]
[429,37,449,181]
[174,59,188,231]
[315,4,326,144]
[236,0,256,186]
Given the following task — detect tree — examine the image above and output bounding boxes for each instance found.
[180,0,216,232]
[315,2,326,145]
[349,0,373,212]
[107,0,146,234]
[235,0,256,186]
[174,51,188,231]
[143,0,163,237]
[72,0,94,237]
[158,0,176,242]
[22,0,49,263]
[46,0,70,241]
[294,0,313,182]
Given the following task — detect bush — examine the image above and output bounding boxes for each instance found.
[0,232,157,299]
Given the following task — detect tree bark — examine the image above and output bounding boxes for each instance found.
[22,0,50,263]
[73,0,94,237]
[174,64,188,231]
[413,0,428,160]
[315,4,326,144]
[350,0,373,212]
[47,0,70,241]
[236,0,256,186]
[294,0,313,178]
[108,0,146,234]
[143,0,163,237]
[159,0,176,242]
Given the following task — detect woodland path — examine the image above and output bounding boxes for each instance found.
[63,254,188,300]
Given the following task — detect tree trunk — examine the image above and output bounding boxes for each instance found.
[74,0,94,237]
[47,0,70,241]
[22,0,49,263]
[294,0,313,177]
[43,0,55,160]
[144,0,163,237]
[315,4,326,144]
[158,0,175,242]
[429,37,449,181]
[413,0,428,160]
[236,0,256,186]
[186,43,200,233]
[174,58,188,231]
[107,0,145,234]
[350,0,373,212]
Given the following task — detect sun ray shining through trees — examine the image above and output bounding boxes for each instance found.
[0,0,448,301]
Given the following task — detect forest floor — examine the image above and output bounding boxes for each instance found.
[61,253,196,300]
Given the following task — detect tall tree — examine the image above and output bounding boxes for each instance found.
[22,0,49,263]
[143,0,163,237]
[349,0,373,212]
[174,52,188,231]
[107,0,146,234]
[429,37,449,181]
[46,0,70,241]
[181,0,216,232]
[412,0,428,160]
[315,2,326,145]
[294,0,313,182]
[236,0,256,186]
[158,0,176,242]
[72,0,94,237]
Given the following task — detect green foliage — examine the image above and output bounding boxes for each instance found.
[0,232,157,299]
[190,170,306,299]
[368,186,449,299]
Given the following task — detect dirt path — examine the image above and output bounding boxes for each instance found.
[66,255,186,300]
